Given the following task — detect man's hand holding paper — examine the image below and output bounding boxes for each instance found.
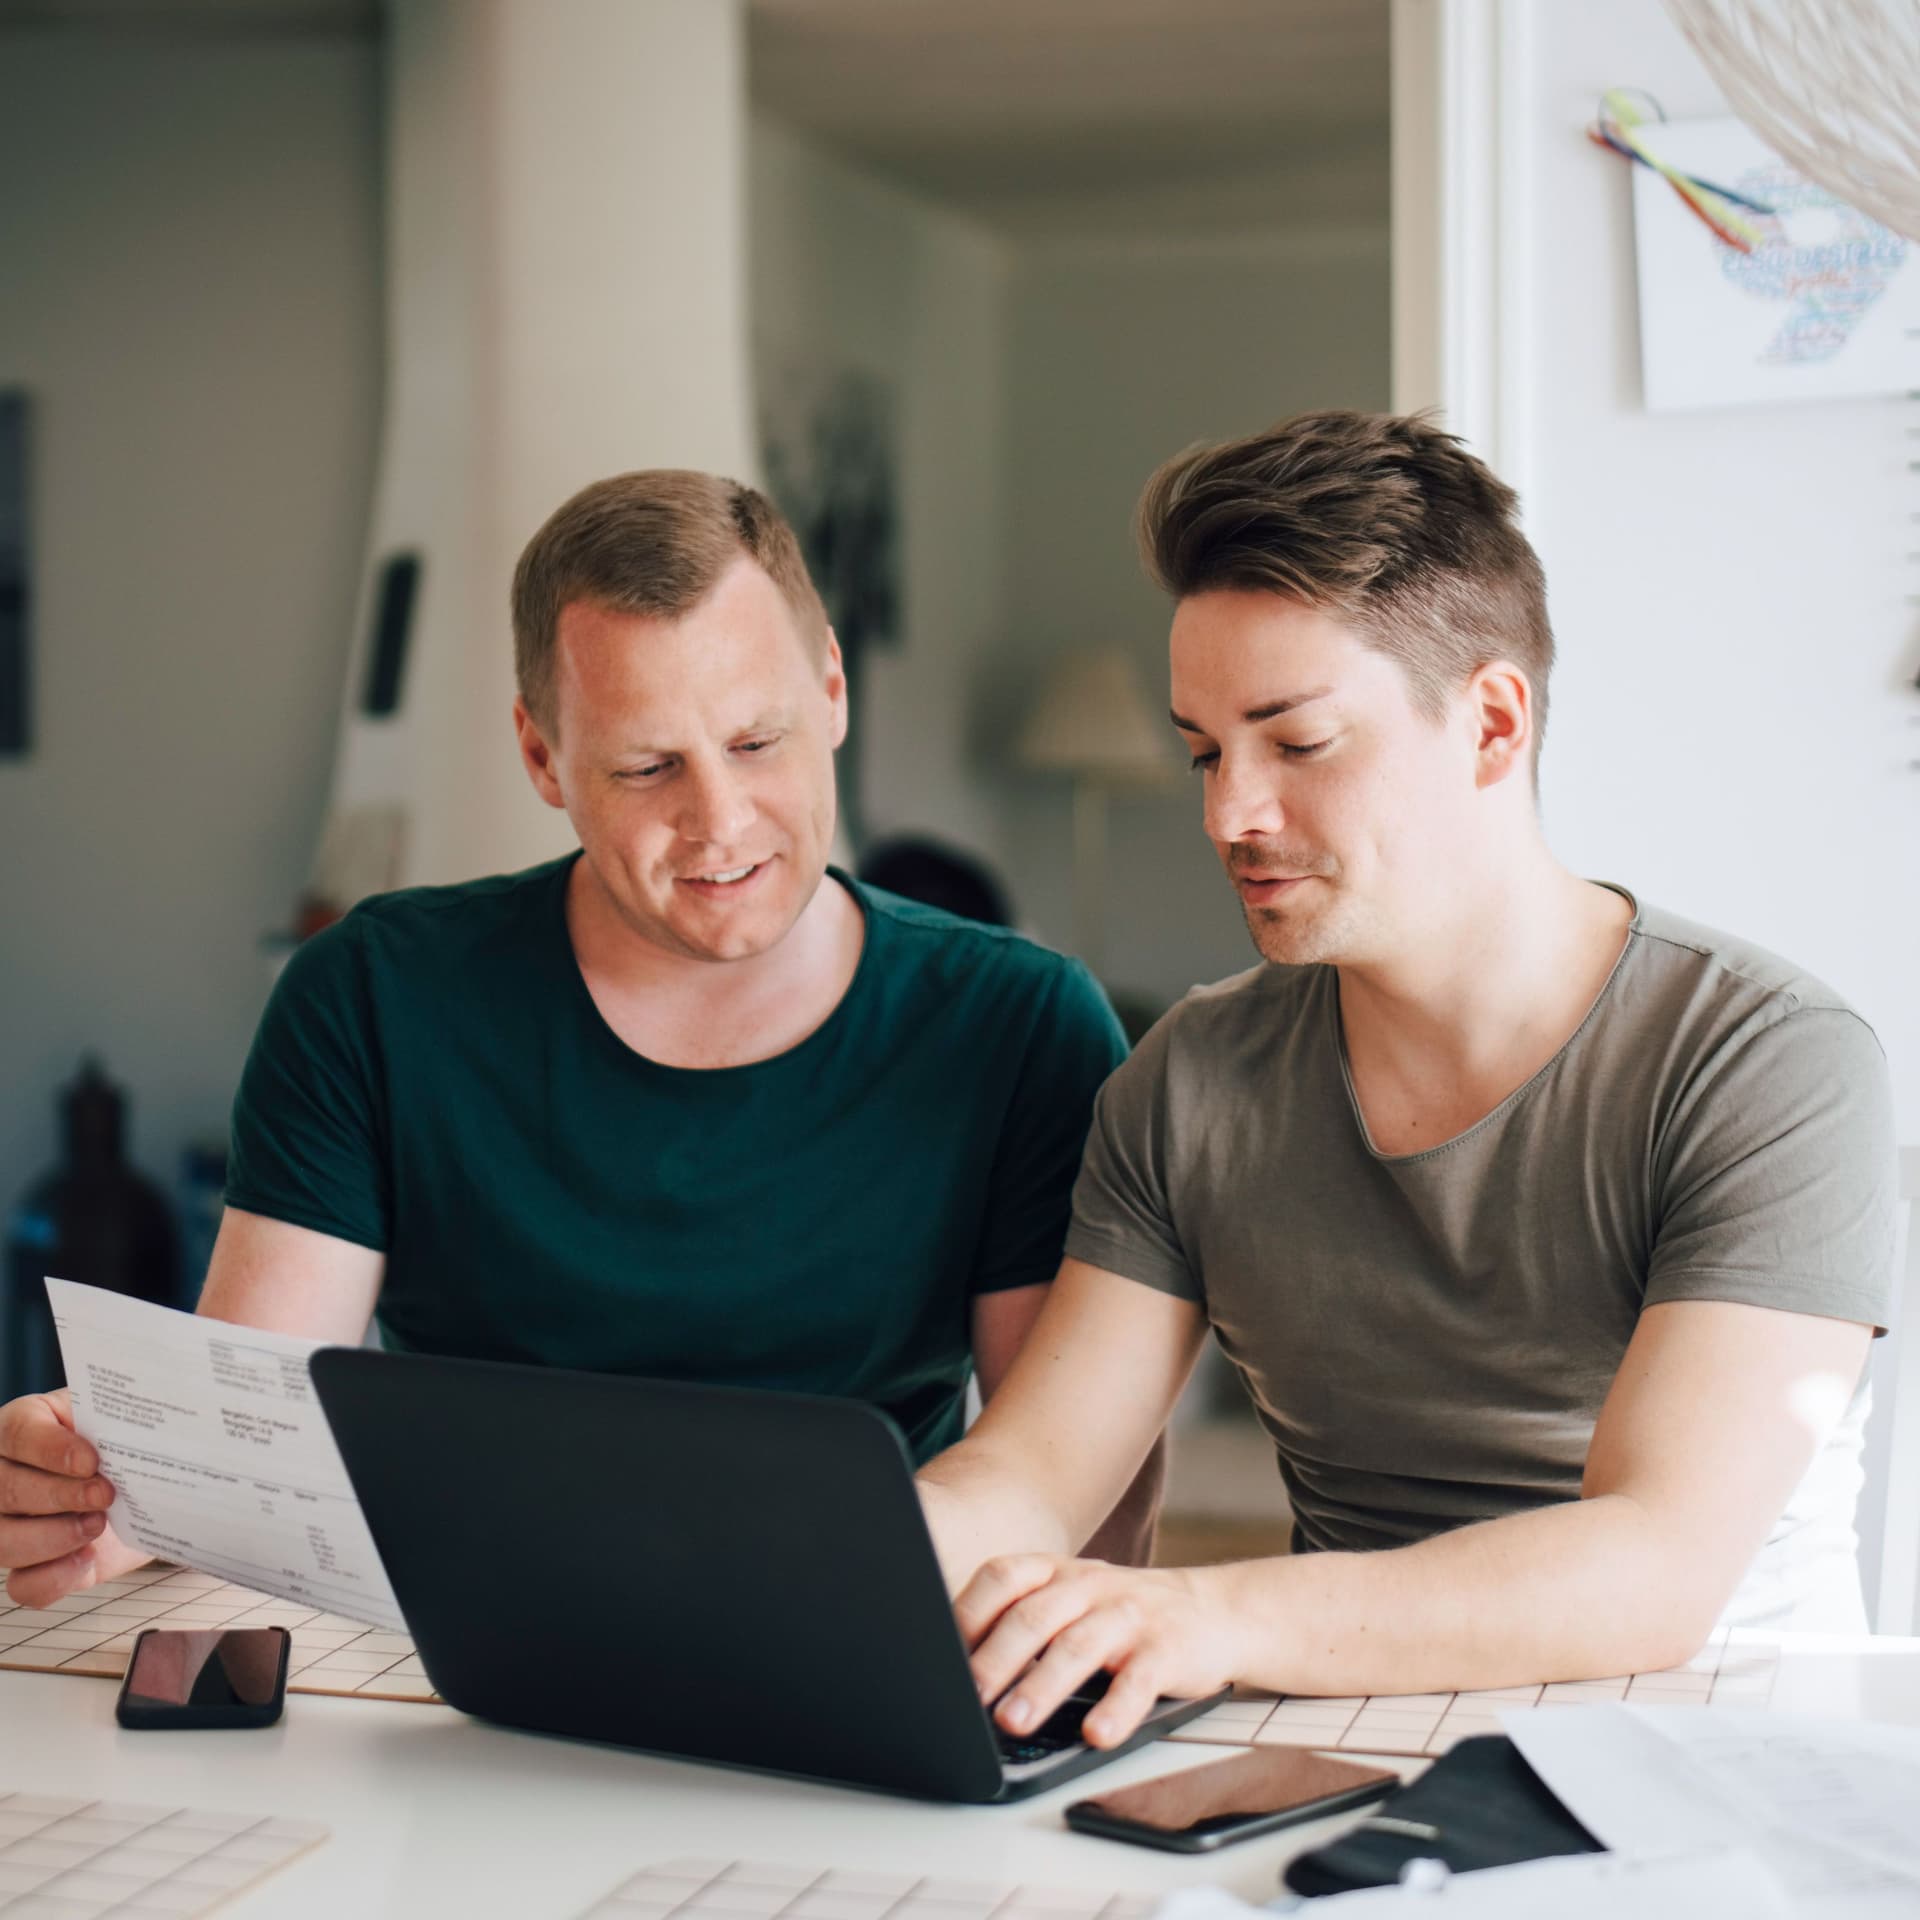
[0,1387,140,1608]
[40,1279,403,1631]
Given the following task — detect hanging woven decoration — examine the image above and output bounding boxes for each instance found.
[1663,0,1920,242]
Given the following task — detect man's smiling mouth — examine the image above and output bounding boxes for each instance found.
[681,860,768,889]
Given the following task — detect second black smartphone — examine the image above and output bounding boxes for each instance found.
[1065,1745,1397,1853]
[115,1625,291,1730]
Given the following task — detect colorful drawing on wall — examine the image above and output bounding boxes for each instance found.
[1630,117,1920,411]
[758,355,901,848]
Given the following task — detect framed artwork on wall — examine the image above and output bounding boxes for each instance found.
[1631,116,1920,411]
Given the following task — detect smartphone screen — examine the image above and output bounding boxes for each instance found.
[117,1627,290,1727]
[1066,1746,1397,1851]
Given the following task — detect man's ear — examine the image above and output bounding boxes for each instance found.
[514,696,567,811]
[822,631,849,752]
[1469,662,1532,792]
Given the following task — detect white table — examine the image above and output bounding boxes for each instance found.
[5,1631,1918,1919]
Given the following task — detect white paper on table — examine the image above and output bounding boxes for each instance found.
[1154,1850,1787,1920]
[47,1277,404,1630]
[1505,1703,1920,1918]
[1297,1848,1788,1917]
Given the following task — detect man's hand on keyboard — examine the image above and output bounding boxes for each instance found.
[957,1555,1246,1749]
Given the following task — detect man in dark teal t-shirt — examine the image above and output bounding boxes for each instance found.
[225,854,1124,1463]
[0,469,1145,1614]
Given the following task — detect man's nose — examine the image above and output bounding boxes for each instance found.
[678,756,756,846]
[1203,756,1284,845]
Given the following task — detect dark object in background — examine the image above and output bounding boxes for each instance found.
[0,390,29,757]
[761,362,900,847]
[857,836,1164,1042]
[859,835,1013,928]
[360,550,421,718]
[1283,1733,1602,1897]
[1104,989,1164,1047]
[2,1058,180,1401]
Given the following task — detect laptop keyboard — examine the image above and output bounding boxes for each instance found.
[993,1685,1105,1768]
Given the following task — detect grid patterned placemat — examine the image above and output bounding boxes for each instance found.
[579,1859,1159,1920]
[1,1570,1782,1757]
[0,1793,325,1916]
[0,1564,439,1703]
[1163,1631,1782,1757]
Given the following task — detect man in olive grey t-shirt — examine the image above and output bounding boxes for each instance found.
[1067,890,1892,1633]
[916,411,1895,1756]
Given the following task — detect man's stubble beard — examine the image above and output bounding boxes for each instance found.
[1240,888,1360,968]
[1223,844,1349,967]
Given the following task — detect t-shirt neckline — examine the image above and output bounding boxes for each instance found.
[1330,881,1642,1165]
[550,852,876,1078]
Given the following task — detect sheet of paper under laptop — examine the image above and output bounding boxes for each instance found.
[46,1278,405,1631]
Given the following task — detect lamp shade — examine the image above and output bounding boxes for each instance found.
[1014,649,1175,782]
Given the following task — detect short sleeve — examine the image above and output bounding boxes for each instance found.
[1063,1013,1201,1301]
[968,958,1129,1296]
[1647,1006,1896,1332]
[223,916,391,1252]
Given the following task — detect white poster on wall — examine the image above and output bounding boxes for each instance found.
[1631,116,1920,411]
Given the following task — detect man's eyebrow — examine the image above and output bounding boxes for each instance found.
[617,710,795,754]
[1168,688,1334,731]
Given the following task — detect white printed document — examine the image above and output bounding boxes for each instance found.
[1506,1703,1920,1918]
[48,1278,404,1630]
[1308,1849,1788,1916]
[1153,1850,1789,1919]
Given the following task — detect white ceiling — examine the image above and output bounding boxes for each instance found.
[747,0,1390,233]
[0,0,1390,234]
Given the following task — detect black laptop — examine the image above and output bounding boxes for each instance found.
[308,1348,1223,1802]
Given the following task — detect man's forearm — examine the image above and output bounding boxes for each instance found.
[1080,1434,1166,1568]
[918,1439,1081,1593]
[1200,1492,1716,1697]
[921,1427,1167,1589]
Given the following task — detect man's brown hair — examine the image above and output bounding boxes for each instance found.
[511,469,829,733]
[1137,410,1554,756]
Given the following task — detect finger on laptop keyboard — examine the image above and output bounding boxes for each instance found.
[993,1611,1131,1737]
[967,1567,1094,1707]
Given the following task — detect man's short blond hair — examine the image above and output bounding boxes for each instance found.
[511,470,829,733]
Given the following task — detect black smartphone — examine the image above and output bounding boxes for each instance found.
[1065,1746,1397,1853]
[115,1626,291,1730]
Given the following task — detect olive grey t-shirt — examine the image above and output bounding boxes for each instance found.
[1066,895,1897,1632]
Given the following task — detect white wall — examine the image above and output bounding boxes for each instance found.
[745,141,1394,996]
[750,119,1011,865]
[748,127,1393,971]
[0,33,381,1253]
[1515,6,1920,1140]
[1418,0,1920,1622]
[995,231,1393,1001]
[330,0,760,890]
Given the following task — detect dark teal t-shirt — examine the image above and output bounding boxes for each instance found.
[225,859,1126,1459]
